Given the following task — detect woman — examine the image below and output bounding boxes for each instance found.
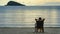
[35,17,45,32]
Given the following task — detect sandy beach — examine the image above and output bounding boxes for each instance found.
[0,27,60,34]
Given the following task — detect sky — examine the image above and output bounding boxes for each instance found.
[0,0,60,6]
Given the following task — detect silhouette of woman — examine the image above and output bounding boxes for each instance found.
[35,17,45,32]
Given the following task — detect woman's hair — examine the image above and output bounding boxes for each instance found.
[39,17,42,20]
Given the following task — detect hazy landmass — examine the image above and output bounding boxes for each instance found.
[5,1,25,6]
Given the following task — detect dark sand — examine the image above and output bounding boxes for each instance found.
[0,27,60,34]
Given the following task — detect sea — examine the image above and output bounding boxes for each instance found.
[0,6,60,27]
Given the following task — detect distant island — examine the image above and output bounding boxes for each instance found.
[5,1,25,6]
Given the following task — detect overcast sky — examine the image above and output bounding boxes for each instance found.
[0,0,60,6]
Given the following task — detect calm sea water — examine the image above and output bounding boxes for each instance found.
[0,6,60,27]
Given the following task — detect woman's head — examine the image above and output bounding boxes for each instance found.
[39,17,42,20]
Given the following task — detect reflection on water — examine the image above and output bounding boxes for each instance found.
[0,6,60,27]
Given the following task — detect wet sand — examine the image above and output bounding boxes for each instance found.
[0,27,60,34]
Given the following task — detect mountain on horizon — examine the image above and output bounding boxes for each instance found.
[5,1,25,6]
